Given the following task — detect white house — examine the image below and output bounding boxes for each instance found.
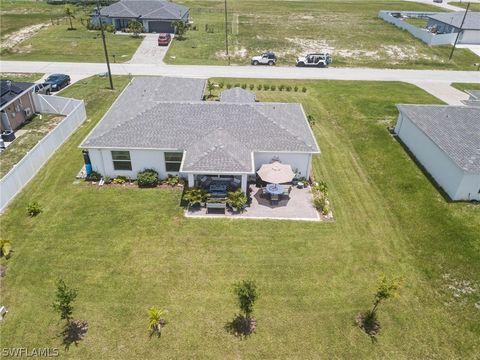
[395,105,480,201]
[80,77,320,193]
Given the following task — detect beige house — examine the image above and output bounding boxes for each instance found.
[1,80,36,132]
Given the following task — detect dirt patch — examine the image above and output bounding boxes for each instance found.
[1,23,50,50]
[215,47,248,59]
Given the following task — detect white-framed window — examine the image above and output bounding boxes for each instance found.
[164,152,183,172]
[112,151,132,171]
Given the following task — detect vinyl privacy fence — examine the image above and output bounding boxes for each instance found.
[0,94,86,212]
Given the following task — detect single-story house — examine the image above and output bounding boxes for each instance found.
[427,11,480,44]
[1,80,36,132]
[94,0,189,33]
[395,105,480,201]
[80,77,320,193]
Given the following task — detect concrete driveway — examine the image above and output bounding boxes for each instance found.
[128,34,172,64]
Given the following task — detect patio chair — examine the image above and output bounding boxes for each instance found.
[282,186,290,196]
[260,187,267,198]
[230,178,241,188]
[270,194,279,205]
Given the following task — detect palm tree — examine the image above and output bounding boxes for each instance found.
[148,306,167,337]
[64,4,76,30]
[207,81,215,98]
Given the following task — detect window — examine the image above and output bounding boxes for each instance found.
[112,151,132,171]
[164,152,183,172]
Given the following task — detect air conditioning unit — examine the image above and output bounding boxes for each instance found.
[24,108,32,117]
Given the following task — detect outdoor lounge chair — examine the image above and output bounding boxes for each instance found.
[270,194,279,205]
[282,186,290,196]
[230,178,241,188]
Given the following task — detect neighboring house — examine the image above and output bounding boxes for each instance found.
[426,12,480,44]
[395,105,480,201]
[462,90,480,107]
[1,80,36,132]
[80,77,320,193]
[94,0,189,33]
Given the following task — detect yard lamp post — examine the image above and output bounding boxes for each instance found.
[96,0,114,90]
[449,2,470,61]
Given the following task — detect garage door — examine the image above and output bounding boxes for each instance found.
[148,21,174,33]
[459,31,480,45]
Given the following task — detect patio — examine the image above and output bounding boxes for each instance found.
[185,185,321,221]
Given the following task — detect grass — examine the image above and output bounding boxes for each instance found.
[0,113,64,178]
[1,18,143,63]
[165,0,480,69]
[450,2,480,11]
[0,76,479,359]
[0,72,43,82]
[451,82,480,92]
[0,0,64,37]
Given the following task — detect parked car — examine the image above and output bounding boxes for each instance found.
[158,33,171,46]
[33,83,51,95]
[251,52,277,66]
[44,74,70,92]
[433,0,443,3]
[295,53,332,67]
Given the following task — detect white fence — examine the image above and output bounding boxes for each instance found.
[0,94,86,212]
[378,11,456,46]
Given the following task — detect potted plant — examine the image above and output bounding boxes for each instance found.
[183,188,208,207]
[227,190,248,212]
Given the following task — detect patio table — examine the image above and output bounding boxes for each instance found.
[266,184,284,195]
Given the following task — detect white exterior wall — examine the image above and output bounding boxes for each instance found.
[254,152,312,178]
[459,30,480,45]
[395,113,478,201]
[88,148,181,179]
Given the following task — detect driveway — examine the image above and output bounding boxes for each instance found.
[128,34,172,64]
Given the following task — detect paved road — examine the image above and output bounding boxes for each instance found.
[403,0,480,11]
[2,60,479,104]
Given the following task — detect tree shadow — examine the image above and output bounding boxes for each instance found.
[224,314,256,339]
[355,312,379,343]
[61,320,88,350]
[149,319,167,339]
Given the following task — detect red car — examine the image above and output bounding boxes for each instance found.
[158,33,171,46]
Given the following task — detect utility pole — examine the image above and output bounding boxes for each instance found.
[224,0,230,65]
[96,0,114,90]
[449,2,470,60]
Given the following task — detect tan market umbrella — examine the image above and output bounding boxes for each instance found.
[257,161,295,184]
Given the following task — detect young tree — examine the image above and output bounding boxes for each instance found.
[206,80,215,97]
[64,4,76,30]
[127,20,143,37]
[234,280,258,321]
[171,20,187,39]
[52,279,78,323]
[148,306,167,337]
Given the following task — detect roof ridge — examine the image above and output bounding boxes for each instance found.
[120,1,137,17]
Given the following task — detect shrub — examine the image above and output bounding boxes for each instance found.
[314,181,328,196]
[307,114,316,126]
[52,279,77,323]
[219,82,225,89]
[227,84,232,89]
[256,84,262,90]
[26,202,42,217]
[270,84,276,91]
[148,306,167,338]
[105,24,115,33]
[227,189,248,211]
[0,240,12,258]
[294,86,299,92]
[85,171,101,182]
[286,85,292,91]
[103,176,112,184]
[249,84,255,90]
[313,196,326,212]
[137,169,159,188]
[279,84,285,91]
[113,176,128,185]
[302,86,307,92]
[241,83,247,89]
[163,175,182,187]
[183,187,208,206]
[234,280,258,319]
[263,84,270,91]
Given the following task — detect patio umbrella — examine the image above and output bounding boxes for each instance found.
[257,161,295,184]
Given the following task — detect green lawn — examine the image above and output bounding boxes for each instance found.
[0,113,64,178]
[451,82,480,92]
[1,18,142,63]
[0,0,64,37]
[165,0,480,69]
[0,76,479,359]
[450,2,480,11]
[0,72,43,82]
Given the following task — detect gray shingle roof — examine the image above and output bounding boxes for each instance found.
[465,90,480,100]
[427,11,480,30]
[397,105,480,173]
[81,77,319,174]
[100,0,188,20]
[220,87,256,103]
[1,80,34,107]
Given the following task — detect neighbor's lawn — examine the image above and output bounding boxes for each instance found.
[1,18,142,63]
[0,76,479,359]
[166,0,479,69]
[0,0,64,37]
[0,113,64,178]
[450,2,480,11]
[451,82,480,92]
[0,72,43,82]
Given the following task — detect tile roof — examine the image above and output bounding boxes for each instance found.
[1,80,34,107]
[81,77,319,174]
[220,87,256,103]
[99,0,188,20]
[397,104,480,173]
[427,11,480,30]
